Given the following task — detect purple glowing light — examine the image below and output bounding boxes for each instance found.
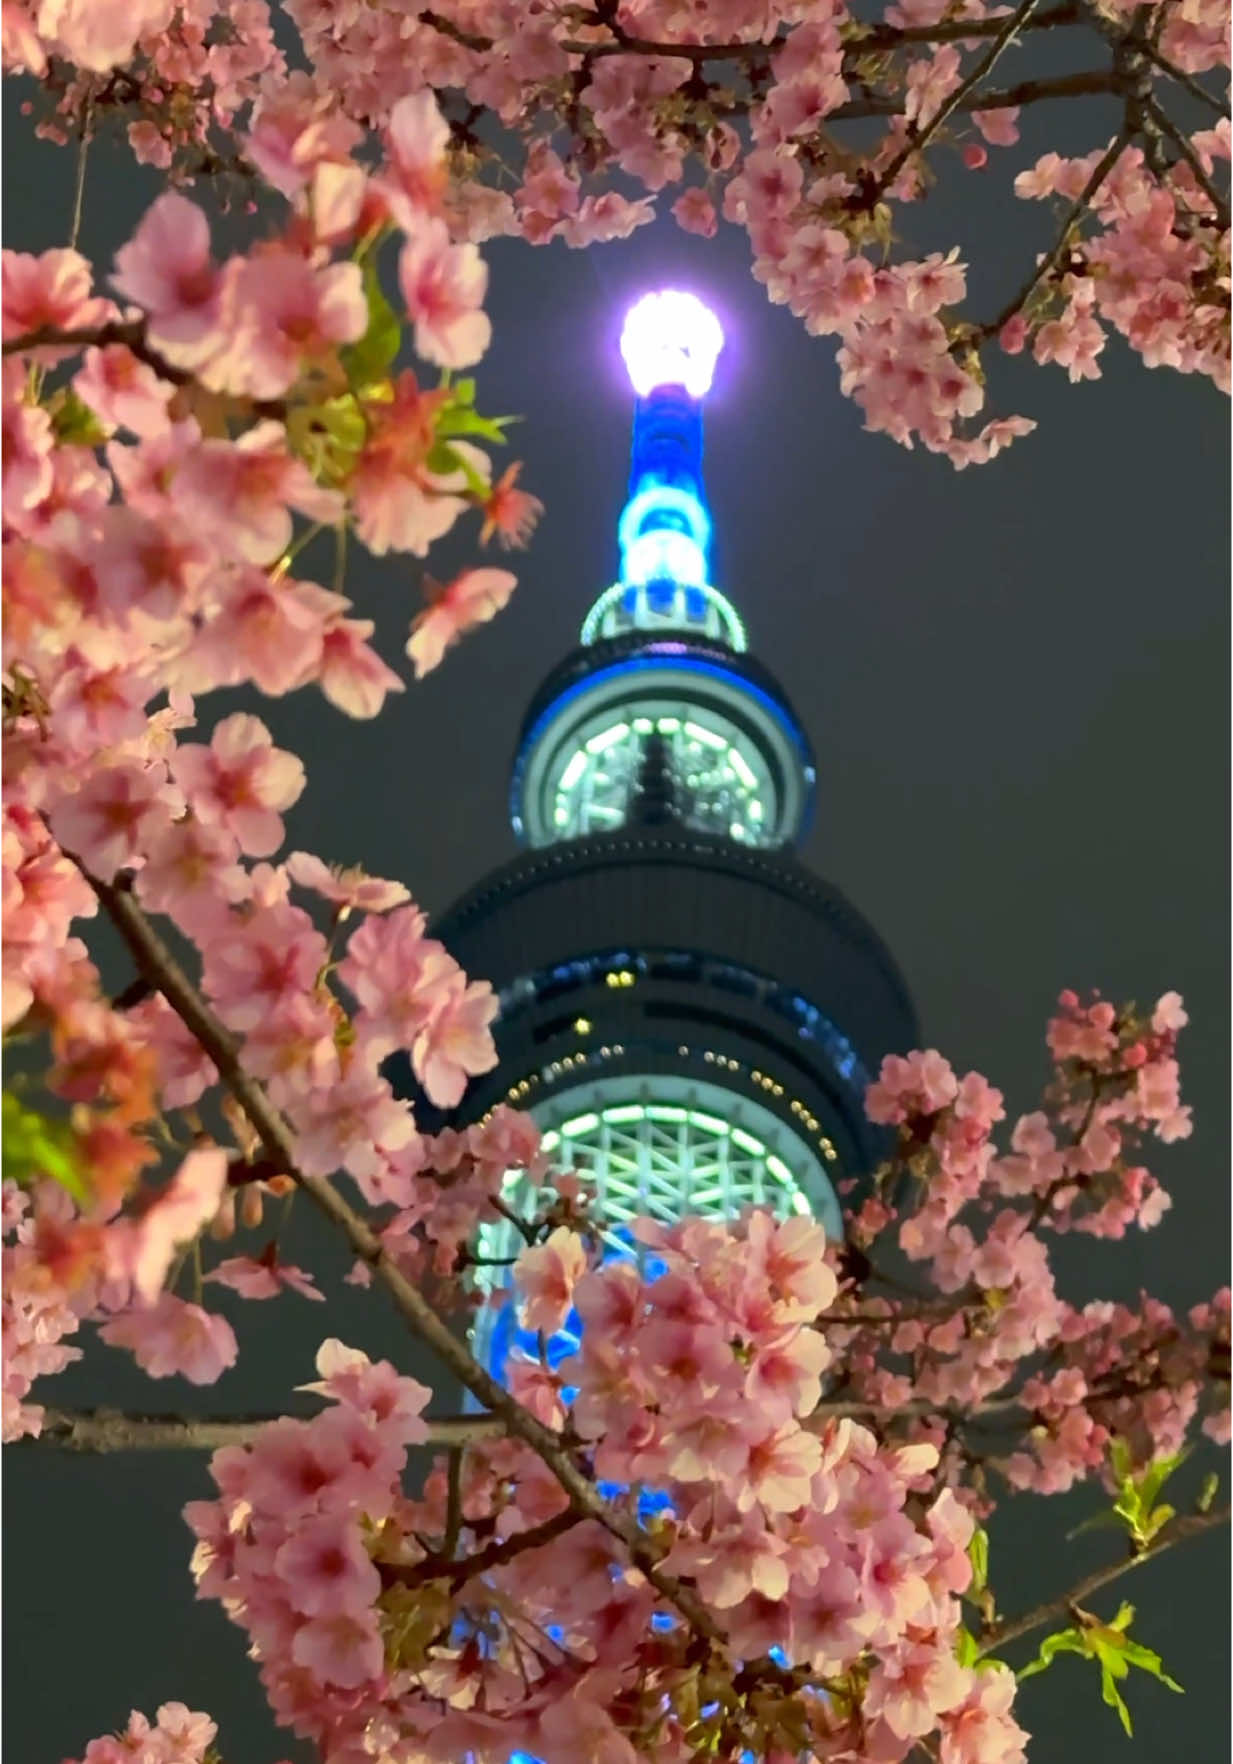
[619,290,724,399]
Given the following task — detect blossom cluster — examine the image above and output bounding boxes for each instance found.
[64,1701,219,1764]
[6,0,1227,464]
[185,1299,1029,1764]
[2,87,545,1428]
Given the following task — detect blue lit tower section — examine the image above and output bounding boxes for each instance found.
[513,292,812,851]
[406,291,918,1376]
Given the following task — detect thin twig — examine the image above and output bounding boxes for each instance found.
[870,0,1043,203]
[1138,39,1230,116]
[381,1505,581,1591]
[825,68,1121,123]
[443,1445,464,1558]
[978,1507,1230,1655]
[972,130,1131,342]
[68,99,94,253]
[1146,95,1232,228]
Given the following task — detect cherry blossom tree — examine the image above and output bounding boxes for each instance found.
[2,5,1229,1761]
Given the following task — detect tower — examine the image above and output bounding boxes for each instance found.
[412,291,917,1375]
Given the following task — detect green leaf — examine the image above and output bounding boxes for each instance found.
[967,1526,989,1595]
[955,1627,981,1669]
[1018,1628,1086,1681]
[435,406,512,444]
[1197,1471,1220,1514]
[340,259,401,390]
[1067,1509,1128,1543]
[425,439,490,498]
[1018,1607,1184,1736]
[49,388,107,447]
[1104,1443,1190,1551]
[1,1091,89,1204]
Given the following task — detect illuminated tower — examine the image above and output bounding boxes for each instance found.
[412,291,917,1374]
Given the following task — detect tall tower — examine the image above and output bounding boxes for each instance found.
[414,291,917,1374]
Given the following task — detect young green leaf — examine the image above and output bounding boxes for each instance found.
[1017,1602,1183,1737]
[1,1091,89,1204]
[341,260,402,391]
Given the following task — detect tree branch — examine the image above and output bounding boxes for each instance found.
[380,1505,582,1592]
[870,0,1044,203]
[83,868,725,1646]
[826,68,1122,123]
[971,129,1131,342]
[1146,95,1232,229]
[978,1506,1231,1655]
[853,2,1081,47]
[1,320,189,386]
[1138,40,1230,116]
[26,1406,507,1452]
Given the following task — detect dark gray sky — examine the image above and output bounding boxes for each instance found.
[3,94,1229,1764]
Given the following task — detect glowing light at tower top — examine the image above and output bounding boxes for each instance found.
[619,290,724,399]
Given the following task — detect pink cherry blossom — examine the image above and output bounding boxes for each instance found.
[170,714,305,857]
[274,1512,381,1615]
[318,616,406,718]
[2,247,109,344]
[398,218,491,369]
[296,1339,430,1444]
[516,1227,588,1334]
[289,1608,384,1689]
[285,851,409,914]
[73,344,174,437]
[406,567,517,678]
[228,252,367,400]
[46,761,183,881]
[118,1147,229,1304]
[111,193,229,367]
[100,1293,237,1383]
[205,1255,325,1301]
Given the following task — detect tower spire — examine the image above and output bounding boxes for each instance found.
[580,290,746,651]
[511,287,815,850]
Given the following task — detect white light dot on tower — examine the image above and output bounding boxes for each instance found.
[619,290,724,400]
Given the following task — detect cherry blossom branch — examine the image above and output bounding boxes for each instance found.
[1145,96,1232,228]
[869,0,1044,204]
[27,1407,504,1452]
[419,0,1084,71]
[977,1506,1230,1655]
[558,0,1085,58]
[1,319,188,384]
[827,68,1122,123]
[854,2,1081,46]
[1137,41,1230,116]
[84,868,726,1646]
[969,129,1131,342]
[379,1506,582,1591]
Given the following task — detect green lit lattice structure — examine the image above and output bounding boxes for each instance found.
[472,1078,843,1369]
[550,710,774,844]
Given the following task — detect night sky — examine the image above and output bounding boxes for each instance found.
[3,90,1229,1764]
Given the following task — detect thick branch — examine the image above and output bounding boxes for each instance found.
[827,68,1121,123]
[27,1407,503,1452]
[853,2,1081,46]
[870,0,1044,203]
[380,1506,582,1592]
[85,869,723,1645]
[979,1506,1230,1655]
